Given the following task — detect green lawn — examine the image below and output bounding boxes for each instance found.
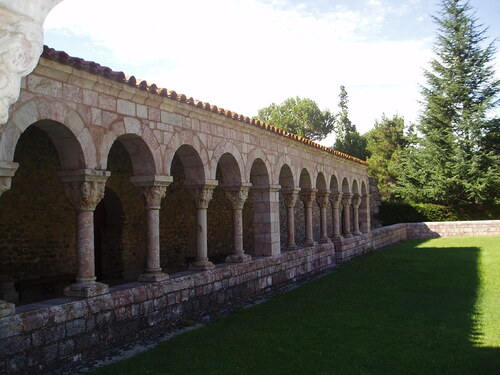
[90,236,500,374]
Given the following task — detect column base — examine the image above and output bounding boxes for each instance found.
[189,258,215,271]
[138,272,169,282]
[225,253,252,263]
[64,281,109,298]
[285,244,298,251]
[343,234,353,238]
[353,231,362,236]
[0,300,15,318]
[318,237,331,243]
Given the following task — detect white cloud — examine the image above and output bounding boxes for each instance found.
[44,0,434,140]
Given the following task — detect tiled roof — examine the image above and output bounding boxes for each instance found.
[41,46,368,166]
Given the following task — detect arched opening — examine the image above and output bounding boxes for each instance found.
[330,175,340,238]
[341,177,351,237]
[105,138,149,282]
[314,172,327,240]
[279,164,295,249]
[161,145,205,271]
[297,168,313,245]
[0,121,85,304]
[207,153,242,262]
[249,158,273,256]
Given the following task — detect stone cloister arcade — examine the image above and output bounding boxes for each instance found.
[0,49,370,315]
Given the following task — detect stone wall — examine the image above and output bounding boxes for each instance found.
[0,243,336,374]
[407,220,500,238]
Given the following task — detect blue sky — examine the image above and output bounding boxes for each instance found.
[43,0,500,146]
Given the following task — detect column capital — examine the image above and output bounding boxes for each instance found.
[187,183,217,209]
[0,0,63,124]
[316,191,330,208]
[299,188,317,204]
[281,188,300,208]
[329,192,342,208]
[131,175,172,209]
[252,184,281,192]
[224,185,250,210]
[0,161,19,197]
[58,169,111,211]
[352,194,361,207]
[341,193,353,207]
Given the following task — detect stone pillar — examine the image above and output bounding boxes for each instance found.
[0,0,63,124]
[299,189,317,246]
[360,193,371,233]
[329,193,342,240]
[316,192,331,243]
[341,193,353,238]
[188,183,217,271]
[131,175,173,282]
[0,161,18,316]
[352,194,362,236]
[59,169,110,298]
[224,185,251,263]
[252,184,281,256]
[281,188,300,250]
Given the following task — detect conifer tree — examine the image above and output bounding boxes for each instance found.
[333,85,367,160]
[396,0,499,206]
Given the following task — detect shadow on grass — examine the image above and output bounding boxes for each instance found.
[91,238,500,375]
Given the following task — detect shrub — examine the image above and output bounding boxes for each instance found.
[377,201,459,226]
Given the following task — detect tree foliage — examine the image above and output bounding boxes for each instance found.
[396,0,499,206]
[333,85,367,160]
[366,114,408,200]
[255,97,335,141]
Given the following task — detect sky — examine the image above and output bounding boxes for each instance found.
[43,0,500,146]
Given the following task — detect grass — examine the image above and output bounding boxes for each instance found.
[90,236,500,374]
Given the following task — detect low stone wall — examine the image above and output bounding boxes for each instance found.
[0,243,335,374]
[1,220,499,374]
[407,220,500,238]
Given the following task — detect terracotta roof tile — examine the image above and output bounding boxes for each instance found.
[40,45,368,166]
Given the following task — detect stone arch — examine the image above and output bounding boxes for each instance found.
[165,130,209,179]
[215,152,242,187]
[330,174,339,194]
[1,98,93,168]
[171,144,206,185]
[352,179,359,195]
[342,177,350,193]
[316,172,327,192]
[361,180,367,195]
[246,148,271,185]
[210,142,245,183]
[105,134,156,176]
[299,168,312,189]
[99,121,160,175]
[250,158,270,187]
[279,164,295,189]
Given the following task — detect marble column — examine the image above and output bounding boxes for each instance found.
[341,193,353,238]
[352,194,362,236]
[224,185,251,263]
[0,0,63,125]
[188,184,217,271]
[299,189,317,246]
[329,193,342,240]
[0,161,18,316]
[131,175,172,282]
[281,188,300,250]
[316,192,331,243]
[59,169,110,298]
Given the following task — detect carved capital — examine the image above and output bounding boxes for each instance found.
[188,184,217,209]
[131,175,172,210]
[224,186,249,210]
[341,193,353,209]
[352,194,361,208]
[316,192,330,208]
[329,192,342,209]
[0,161,18,197]
[0,1,63,124]
[59,169,110,211]
[299,189,317,206]
[281,188,300,208]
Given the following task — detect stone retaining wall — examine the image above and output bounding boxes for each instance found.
[1,220,499,374]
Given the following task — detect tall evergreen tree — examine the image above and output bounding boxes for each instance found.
[396,0,499,206]
[333,85,367,160]
[366,114,408,200]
